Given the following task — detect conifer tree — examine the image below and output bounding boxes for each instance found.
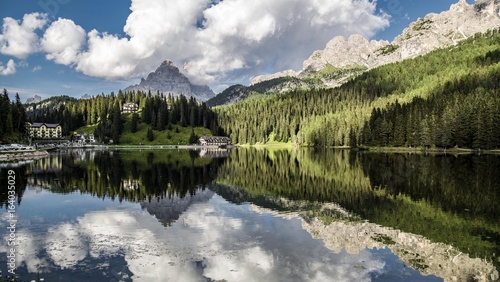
[131,113,139,133]
[189,128,198,144]
[147,127,154,141]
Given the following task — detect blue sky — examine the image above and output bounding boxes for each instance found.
[0,0,473,102]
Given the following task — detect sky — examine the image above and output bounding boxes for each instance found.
[0,0,474,102]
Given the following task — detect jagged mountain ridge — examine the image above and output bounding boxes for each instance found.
[124,60,215,102]
[299,0,500,73]
[246,0,500,91]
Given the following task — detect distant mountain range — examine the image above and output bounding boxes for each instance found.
[124,60,215,102]
[207,0,500,106]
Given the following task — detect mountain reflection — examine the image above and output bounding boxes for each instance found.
[140,188,215,226]
[215,148,500,275]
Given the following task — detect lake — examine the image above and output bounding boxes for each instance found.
[0,148,498,281]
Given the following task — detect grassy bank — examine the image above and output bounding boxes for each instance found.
[75,114,212,145]
[238,142,296,149]
[120,123,211,145]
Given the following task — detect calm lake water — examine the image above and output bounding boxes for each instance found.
[0,148,499,282]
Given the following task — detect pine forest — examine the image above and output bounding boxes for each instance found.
[1,29,499,150]
[214,29,500,149]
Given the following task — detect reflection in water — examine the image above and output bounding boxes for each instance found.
[0,148,499,281]
[2,189,393,282]
[198,148,232,158]
[251,201,498,281]
[216,148,500,280]
[140,188,215,226]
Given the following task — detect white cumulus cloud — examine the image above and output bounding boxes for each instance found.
[63,0,389,86]
[2,1,390,88]
[188,0,390,84]
[0,12,47,59]
[0,59,16,75]
[74,0,208,80]
[41,18,86,65]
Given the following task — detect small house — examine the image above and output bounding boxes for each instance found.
[122,103,139,113]
[198,136,231,146]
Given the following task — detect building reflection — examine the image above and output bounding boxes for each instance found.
[198,148,232,158]
[121,179,140,191]
[30,153,63,173]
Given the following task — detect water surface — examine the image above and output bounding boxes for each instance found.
[0,148,498,281]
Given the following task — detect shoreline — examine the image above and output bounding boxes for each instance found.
[359,146,500,154]
[109,143,500,154]
[3,143,498,159]
[107,144,237,150]
[0,150,50,161]
[232,142,500,154]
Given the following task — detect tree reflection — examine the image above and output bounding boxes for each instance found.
[3,148,500,270]
[24,150,224,203]
[216,148,500,268]
[0,165,27,207]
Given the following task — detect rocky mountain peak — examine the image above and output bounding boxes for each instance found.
[451,0,469,12]
[253,0,500,85]
[161,60,174,67]
[125,60,215,101]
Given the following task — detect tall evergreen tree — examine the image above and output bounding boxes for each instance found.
[0,89,11,138]
[130,113,139,133]
[189,128,198,144]
[112,104,122,144]
[157,102,168,130]
[147,127,154,141]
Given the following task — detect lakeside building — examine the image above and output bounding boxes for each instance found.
[70,133,96,144]
[27,122,63,140]
[198,136,231,146]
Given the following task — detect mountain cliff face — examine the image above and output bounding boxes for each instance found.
[252,0,500,85]
[124,60,215,101]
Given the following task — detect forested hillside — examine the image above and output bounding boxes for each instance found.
[11,29,500,148]
[25,90,217,144]
[214,29,500,149]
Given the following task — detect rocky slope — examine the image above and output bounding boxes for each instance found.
[206,84,249,107]
[26,95,41,104]
[125,60,215,101]
[252,0,500,85]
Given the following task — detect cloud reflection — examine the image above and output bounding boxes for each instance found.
[45,223,87,268]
